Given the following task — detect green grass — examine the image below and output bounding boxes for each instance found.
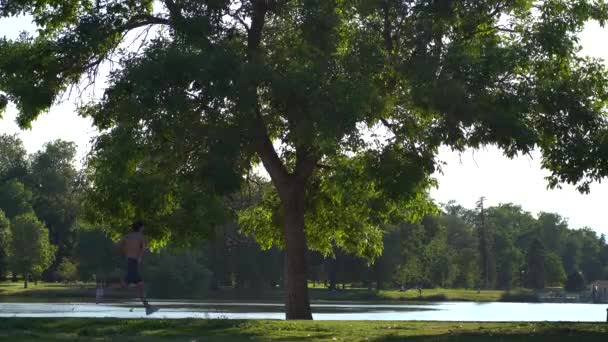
[372,288,508,302]
[1,281,536,303]
[0,319,606,341]
[0,281,128,302]
[308,287,534,303]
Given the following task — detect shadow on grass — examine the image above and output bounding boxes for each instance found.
[374,332,608,342]
[2,319,608,342]
[499,291,539,303]
[0,318,320,342]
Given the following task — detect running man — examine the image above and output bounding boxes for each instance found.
[102,220,158,315]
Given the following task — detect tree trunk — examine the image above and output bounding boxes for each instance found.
[375,263,383,291]
[282,184,313,320]
[24,277,28,289]
[328,258,337,291]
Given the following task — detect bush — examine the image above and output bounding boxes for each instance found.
[545,253,566,286]
[500,291,539,302]
[56,259,79,282]
[143,249,212,299]
[75,228,120,282]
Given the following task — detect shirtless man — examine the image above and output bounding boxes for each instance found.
[111,220,158,315]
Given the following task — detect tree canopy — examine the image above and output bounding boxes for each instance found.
[28,140,80,279]
[0,134,28,182]
[0,133,605,303]
[9,213,56,288]
[2,0,608,319]
[0,209,11,280]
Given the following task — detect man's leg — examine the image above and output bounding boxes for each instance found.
[136,281,148,306]
[138,281,159,315]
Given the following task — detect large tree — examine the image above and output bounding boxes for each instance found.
[27,140,79,280]
[0,134,28,183]
[545,251,566,286]
[0,135,33,220]
[526,237,546,290]
[9,213,56,288]
[0,209,10,280]
[2,1,608,319]
[0,179,34,219]
[75,227,120,282]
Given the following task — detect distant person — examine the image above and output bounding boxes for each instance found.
[102,220,158,315]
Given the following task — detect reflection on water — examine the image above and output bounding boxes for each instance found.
[0,301,606,322]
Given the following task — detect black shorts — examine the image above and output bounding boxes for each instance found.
[125,258,142,285]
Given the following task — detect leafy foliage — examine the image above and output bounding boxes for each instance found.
[143,247,212,298]
[1,0,607,254]
[9,213,56,286]
[3,0,608,318]
[0,179,33,219]
[545,252,567,286]
[75,227,120,282]
[565,271,586,292]
[56,258,78,282]
[0,134,28,182]
[526,238,546,290]
[27,140,80,279]
[0,209,10,279]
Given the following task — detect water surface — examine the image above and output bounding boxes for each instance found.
[0,301,606,321]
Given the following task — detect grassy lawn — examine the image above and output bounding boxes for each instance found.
[152,287,531,303]
[1,281,533,303]
[0,281,128,302]
[0,281,92,292]
[0,319,607,341]
[370,288,507,302]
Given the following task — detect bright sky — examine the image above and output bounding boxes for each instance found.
[1,16,608,236]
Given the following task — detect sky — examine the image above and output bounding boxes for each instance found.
[1,15,608,236]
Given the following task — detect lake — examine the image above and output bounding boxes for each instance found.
[0,301,606,321]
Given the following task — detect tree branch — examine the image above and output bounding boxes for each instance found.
[233,14,250,33]
[252,108,290,185]
[164,0,185,23]
[122,15,171,31]
[315,163,332,170]
[494,26,517,33]
[380,118,399,134]
[294,147,316,182]
[248,1,268,57]
[246,1,290,186]
[229,3,250,33]
[382,0,393,55]
[488,4,505,19]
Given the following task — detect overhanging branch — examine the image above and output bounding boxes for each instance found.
[122,15,171,31]
[246,2,290,186]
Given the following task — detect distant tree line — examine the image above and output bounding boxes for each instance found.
[1,134,607,294]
